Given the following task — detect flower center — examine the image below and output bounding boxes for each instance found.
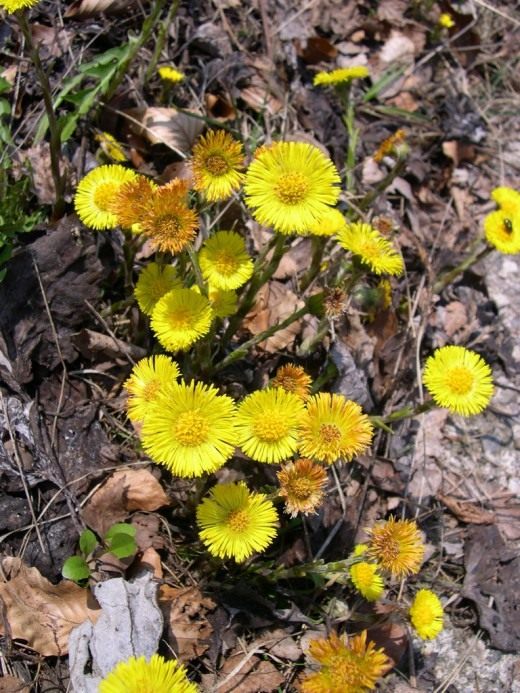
[274,172,310,205]
[289,477,315,499]
[156,214,183,236]
[174,410,209,446]
[205,154,230,176]
[319,423,341,444]
[142,379,161,401]
[253,413,290,442]
[378,537,400,562]
[358,239,380,260]
[448,367,474,395]
[215,251,238,276]
[227,508,250,533]
[93,182,117,212]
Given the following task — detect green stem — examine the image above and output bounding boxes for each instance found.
[143,0,180,83]
[358,157,407,211]
[297,316,329,357]
[371,399,436,430]
[17,12,65,219]
[343,97,359,193]
[299,236,328,292]
[433,244,492,294]
[186,245,206,294]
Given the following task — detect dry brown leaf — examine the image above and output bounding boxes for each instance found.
[0,676,30,693]
[438,494,496,525]
[158,585,215,660]
[134,547,163,579]
[127,107,204,156]
[0,558,99,656]
[65,0,137,18]
[201,647,285,693]
[243,281,304,352]
[82,468,170,536]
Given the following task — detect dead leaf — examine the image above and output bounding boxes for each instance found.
[295,36,337,64]
[438,494,495,525]
[205,93,237,121]
[243,281,304,352]
[0,558,99,656]
[127,107,204,156]
[442,140,477,166]
[368,621,408,671]
[379,31,415,65]
[0,676,30,693]
[158,585,215,660]
[134,547,163,579]
[201,646,285,693]
[72,328,146,362]
[82,468,170,536]
[65,0,138,18]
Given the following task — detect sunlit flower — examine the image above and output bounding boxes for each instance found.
[134,262,182,316]
[235,388,305,463]
[337,222,404,276]
[141,379,236,477]
[302,630,388,693]
[271,363,312,400]
[95,132,127,163]
[490,186,520,216]
[158,66,185,83]
[366,516,424,578]
[438,12,455,29]
[110,176,156,231]
[0,0,39,12]
[277,458,327,517]
[313,66,370,87]
[190,285,238,318]
[483,209,520,254]
[305,207,348,237]
[140,180,198,254]
[409,589,444,640]
[124,355,180,423]
[196,482,278,561]
[244,141,340,234]
[151,288,213,352]
[199,231,254,290]
[191,130,244,201]
[74,165,137,230]
[99,654,198,693]
[373,129,406,163]
[298,393,373,464]
[349,562,384,602]
[423,345,494,416]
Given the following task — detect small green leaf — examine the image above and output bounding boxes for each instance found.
[62,555,91,582]
[79,529,98,556]
[106,533,137,559]
[104,523,137,542]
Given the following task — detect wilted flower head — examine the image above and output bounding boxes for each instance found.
[271,363,312,400]
[324,287,348,318]
[140,180,198,254]
[409,589,444,640]
[277,458,327,517]
[110,176,156,231]
[191,129,244,201]
[373,129,406,162]
[99,654,197,693]
[366,516,424,578]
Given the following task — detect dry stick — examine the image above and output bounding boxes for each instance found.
[84,299,137,366]
[432,244,493,294]
[0,392,45,552]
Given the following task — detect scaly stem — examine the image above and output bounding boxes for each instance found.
[433,243,492,294]
[17,12,65,219]
[186,245,206,294]
[358,157,407,211]
[299,236,328,292]
[343,96,359,192]
[370,399,436,432]
[144,0,180,83]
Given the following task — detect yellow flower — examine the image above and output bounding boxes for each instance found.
[235,388,305,463]
[99,654,198,693]
[438,12,455,28]
[313,66,370,87]
[158,66,185,83]
[196,482,278,561]
[141,379,236,477]
[271,363,312,400]
[349,562,384,602]
[134,262,182,316]
[244,141,340,234]
[124,355,180,423]
[298,393,373,464]
[74,165,137,230]
[366,516,424,578]
[190,285,238,318]
[140,179,198,254]
[95,131,127,163]
[302,630,388,693]
[0,0,39,12]
[192,130,244,201]
[337,222,404,276]
[483,210,520,254]
[199,231,254,290]
[305,207,348,237]
[490,186,520,216]
[353,543,368,556]
[110,176,156,231]
[409,589,444,640]
[423,345,494,416]
[277,458,327,517]
[151,288,213,352]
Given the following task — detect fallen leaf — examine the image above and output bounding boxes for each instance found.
[205,93,237,121]
[379,31,415,65]
[158,585,215,660]
[201,646,285,693]
[438,494,495,525]
[295,36,337,64]
[0,558,99,656]
[65,0,137,18]
[127,107,204,156]
[243,281,304,352]
[134,547,163,579]
[0,676,30,693]
[82,468,170,536]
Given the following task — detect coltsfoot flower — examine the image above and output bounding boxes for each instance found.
[191,130,244,201]
[409,589,444,640]
[140,180,198,254]
[0,0,39,12]
[158,66,185,83]
[99,654,198,693]
[271,363,312,400]
[313,66,370,87]
[349,561,384,602]
[483,209,520,254]
[124,355,180,423]
[366,516,424,578]
[74,165,137,230]
[277,458,327,517]
[151,288,213,352]
[337,222,404,276]
[134,262,182,316]
[198,231,253,290]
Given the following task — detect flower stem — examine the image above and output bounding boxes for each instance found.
[358,156,407,211]
[299,236,328,292]
[433,243,492,294]
[143,0,180,84]
[186,245,206,294]
[343,97,359,193]
[370,399,436,431]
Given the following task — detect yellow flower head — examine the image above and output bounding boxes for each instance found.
[196,482,278,562]
[99,654,198,693]
[199,231,254,290]
[271,363,312,400]
[192,130,244,201]
[366,516,424,578]
[244,141,340,234]
[110,176,156,231]
[349,562,384,602]
[151,288,214,352]
[304,207,348,237]
[423,345,494,416]
[302,630,388,693]
[134,262,182,316]
[124,355,180,423]
[490,186,520,216]
[95,132,127,163]
[277,458,327,517]
[337,222,404,276]
[141,379,237,477]
[74,165,137,230]
[483,210,520,254]
[438,12,455,28]
[298,393,373,465]
[140,180,198,254]
[0,0,39,12]
[207,287,238,318]
[409,589,444,640]
[313,66,370,87]
[373,129,406,163]
[158,66,185,83]
[235,388,305,464]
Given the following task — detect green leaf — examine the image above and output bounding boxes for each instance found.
[104,523,137,542]
[0,77,11,95]
[0,98,10,116]
[62,555,91,582]
[106,533,137,559]
[362,66,405,102]
[79,528,98,556]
